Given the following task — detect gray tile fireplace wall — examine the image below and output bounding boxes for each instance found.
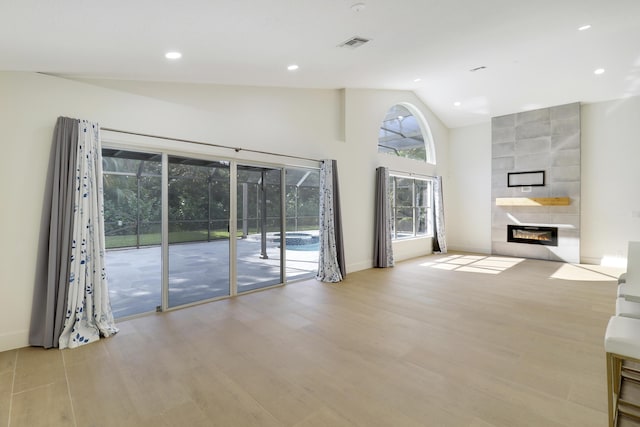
[491,102,580,263]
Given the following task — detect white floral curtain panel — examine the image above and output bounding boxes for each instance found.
[30,117,118,349]
[316,159,346,282]
[373,167,394,267]
[432,175,447,254]
[59,119,118,348]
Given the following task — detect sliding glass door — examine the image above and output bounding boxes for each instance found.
[103,147,317,318]
[236,165,283,293]
[102,149,162,318]
[284,167,320,281]
[168,156,231,307]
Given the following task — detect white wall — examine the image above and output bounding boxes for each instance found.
[581,96,640,265]
[447,123,492,254]
[0,72,447,352]
[68,77,346,146]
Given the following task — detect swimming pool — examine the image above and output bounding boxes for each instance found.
[272,232,319,251]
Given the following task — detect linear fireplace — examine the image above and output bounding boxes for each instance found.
[507,225,558,246]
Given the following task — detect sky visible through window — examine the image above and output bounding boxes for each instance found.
[378,104,427,161]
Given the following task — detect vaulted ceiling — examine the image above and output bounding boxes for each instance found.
[1,0,639,128]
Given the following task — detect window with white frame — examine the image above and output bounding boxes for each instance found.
[390,175,433,240]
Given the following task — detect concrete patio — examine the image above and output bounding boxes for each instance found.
[105,238,319,318]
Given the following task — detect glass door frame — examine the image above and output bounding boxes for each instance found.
[161,152,169,309]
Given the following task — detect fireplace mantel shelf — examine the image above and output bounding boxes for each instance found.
[495,197,570,206]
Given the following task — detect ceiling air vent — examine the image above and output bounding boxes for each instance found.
[339,36,371,49]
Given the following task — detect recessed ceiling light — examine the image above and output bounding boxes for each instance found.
[165,51,182,60]
[594,68,605,75]
[287,64,299,71]
[578,24,591,31]
[413,78,422,83]
[453,101,462,107]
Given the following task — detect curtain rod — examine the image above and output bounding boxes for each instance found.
[101,127,321,163]
[388,169,436,179]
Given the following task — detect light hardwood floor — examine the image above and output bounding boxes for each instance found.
[0,252,626,426]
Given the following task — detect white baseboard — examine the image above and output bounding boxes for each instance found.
[581,255,627,268]
[347,259,372,274]
[448,245,491,255]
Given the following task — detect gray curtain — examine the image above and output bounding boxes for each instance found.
[29,117,78,348]
[432,175,447,253]
[316,159,346,282]
[373,167,394,267]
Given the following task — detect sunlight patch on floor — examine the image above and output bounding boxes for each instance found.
[420,255,525,274]
[428,263,459,270]
[550,263,620,281]
[457,266,502,275]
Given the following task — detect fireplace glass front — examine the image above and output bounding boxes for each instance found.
[507,225,558,246]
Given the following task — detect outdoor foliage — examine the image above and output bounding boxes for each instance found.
[391,176,432,238]
[102,151,319,249]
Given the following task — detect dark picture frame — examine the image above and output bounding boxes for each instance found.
[507,170,545,187]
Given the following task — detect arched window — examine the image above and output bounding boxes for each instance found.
[378,103,435,164]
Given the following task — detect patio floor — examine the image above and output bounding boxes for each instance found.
[105,238,319,318]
